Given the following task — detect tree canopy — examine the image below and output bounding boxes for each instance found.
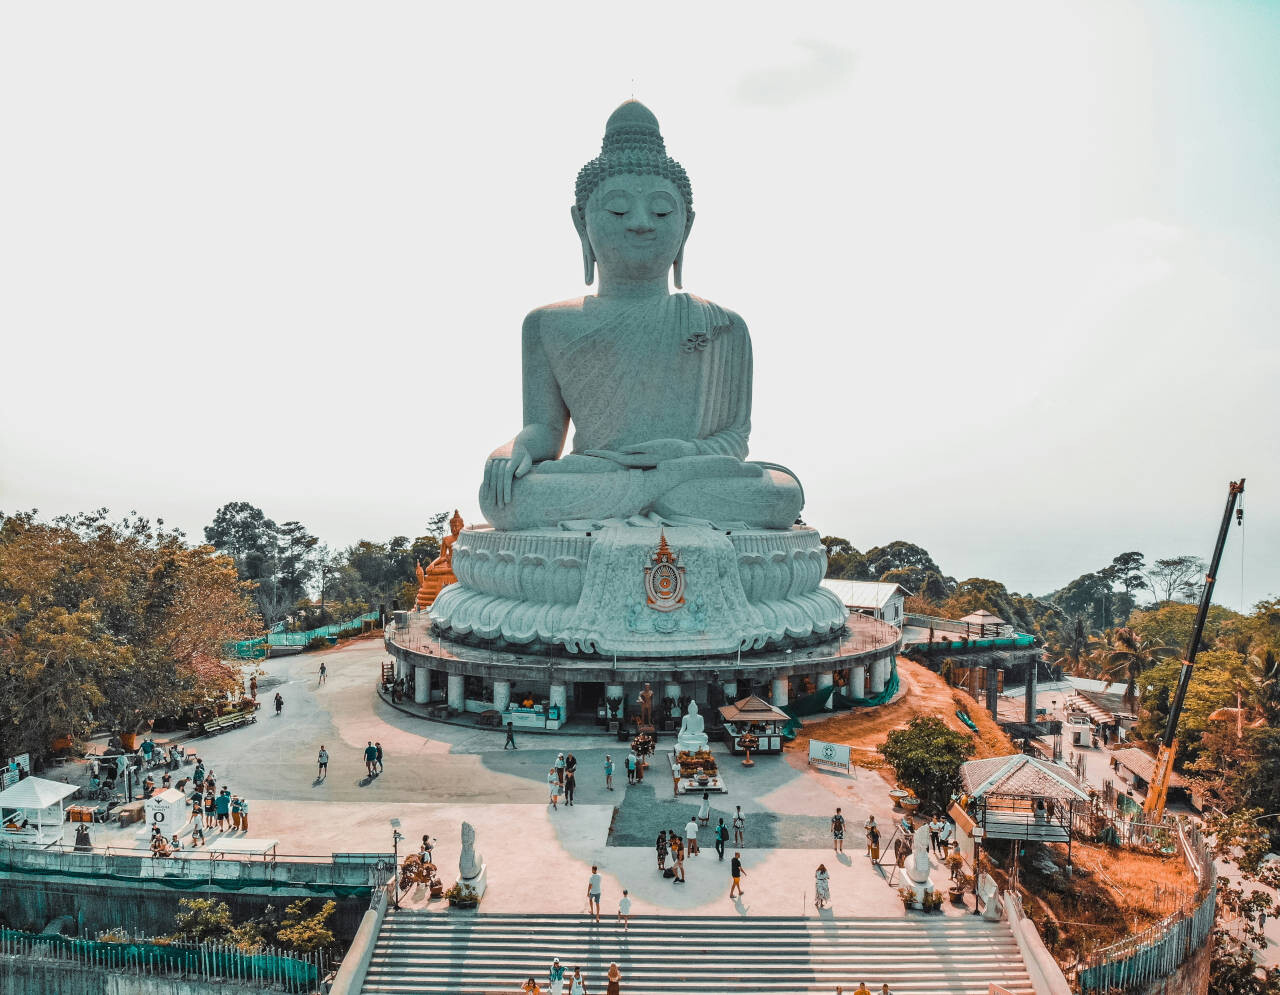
[878,715,975,811]
[0,510,259,760]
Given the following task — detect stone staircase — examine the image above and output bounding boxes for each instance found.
[360,912,1036,994]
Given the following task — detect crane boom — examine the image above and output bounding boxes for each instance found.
[1143,478,1245,820]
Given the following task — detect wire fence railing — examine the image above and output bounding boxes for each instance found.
[0,926,326,993]
[1065,819,1217,993]
[225,612,380,659]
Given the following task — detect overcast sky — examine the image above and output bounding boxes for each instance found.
[1,1,1276,607]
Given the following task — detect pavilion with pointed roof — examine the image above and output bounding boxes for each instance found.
[718,694,790,754]
[957,753,1093,859]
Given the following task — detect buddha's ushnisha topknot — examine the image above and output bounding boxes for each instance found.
[575,100,693,218]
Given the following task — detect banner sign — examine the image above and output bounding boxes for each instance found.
[808,739,851,773]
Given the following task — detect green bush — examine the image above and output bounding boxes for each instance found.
[306,637,329,651]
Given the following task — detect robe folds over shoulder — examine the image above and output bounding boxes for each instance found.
[536,293,752,459]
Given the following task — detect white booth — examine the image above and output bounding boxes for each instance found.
[135,788,188,842]
[0,776,78,845]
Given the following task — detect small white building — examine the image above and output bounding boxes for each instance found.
[820,580,910,628]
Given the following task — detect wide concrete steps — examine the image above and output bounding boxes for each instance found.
[360,913,1036,994]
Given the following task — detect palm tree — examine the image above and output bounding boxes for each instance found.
[1209,649,1279,737]
[1050,614,1101,678]
[1098,627,1179,711]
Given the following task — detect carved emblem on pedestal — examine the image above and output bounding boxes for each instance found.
[644,531,686,613]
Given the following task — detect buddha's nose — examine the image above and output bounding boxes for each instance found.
[628,221,655,235]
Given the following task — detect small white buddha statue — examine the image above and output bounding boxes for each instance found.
[675,700,709,754]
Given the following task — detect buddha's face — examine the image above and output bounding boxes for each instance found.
[581,173,689,282]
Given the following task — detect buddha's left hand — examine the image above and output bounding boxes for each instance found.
[584,438,697,468]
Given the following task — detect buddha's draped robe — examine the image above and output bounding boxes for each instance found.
[535,293,751,459]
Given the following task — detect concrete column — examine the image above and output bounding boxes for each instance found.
[817,671,834,709]
[414,665,429,705]
[850,664,867,700]
[1024,656,1039,724]
[870,657,887,695]
[986,667,999,718]
[447,674,465,711]
[493,679,511,713]
[771,676,789,707]
[549,682,567,717]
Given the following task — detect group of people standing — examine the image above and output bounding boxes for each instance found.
[524,957,622,994]
[547,752,579,808]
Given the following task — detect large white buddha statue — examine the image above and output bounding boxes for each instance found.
[428,101,848,658]
[479,100,803,532]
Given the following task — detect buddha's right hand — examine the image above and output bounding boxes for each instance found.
[482,442,533,507]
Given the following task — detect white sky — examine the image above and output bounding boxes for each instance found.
[2,1,1277,606]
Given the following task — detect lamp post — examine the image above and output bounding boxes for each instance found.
[970,826,985,915]
[390,818,404,910]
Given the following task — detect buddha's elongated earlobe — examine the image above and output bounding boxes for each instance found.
[673,210,695,290]
[571,204,595,286]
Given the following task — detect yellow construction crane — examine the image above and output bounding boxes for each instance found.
[1143,478,1245,820]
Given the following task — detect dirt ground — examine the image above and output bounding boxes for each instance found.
[786,657,1015,771]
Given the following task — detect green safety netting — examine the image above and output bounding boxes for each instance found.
[780,657,901,739]
[0,927,318,989]
[225,612,380,659]
[927,633,1036,649]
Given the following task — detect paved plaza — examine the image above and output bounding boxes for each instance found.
[66,636,973,922]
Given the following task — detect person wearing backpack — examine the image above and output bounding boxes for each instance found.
[714,817,729,860]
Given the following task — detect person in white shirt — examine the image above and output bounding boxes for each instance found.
[617,889,631,931]
[586,865,602,923]
[685,817,700,856]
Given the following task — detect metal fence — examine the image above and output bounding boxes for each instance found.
[0,926,326,993]
[1067,820,1217,993]
[226,613,380,659]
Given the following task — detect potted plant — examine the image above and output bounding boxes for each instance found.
[946,852,964,880]
[888,787,910,809]
[631,733,655,770]
[922,888,944,912]
[948,873,972,904]
[739,733,759,767]
[445,883,479,909]
[898,886,916,910]
[900,792,921,814]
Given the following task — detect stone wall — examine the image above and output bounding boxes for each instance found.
[0,957,274,995]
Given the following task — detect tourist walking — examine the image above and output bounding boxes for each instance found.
[565,752,577,783]
[685,815,699,856]
[672,765,681,798]
[617,891,631,932]
[929,815,944,854]
[586,865,602,923]
[852,983,872,995]
[864,815,877,854]
[555,753,566,785]
[815,863,830,910]
[697,791,711,826]
[364,741,377,777]
[672,838,685,883]
[604,755,614,790]
[625,751,636,785]
[318,660,327,684]
[239,796,249,832]
[230,795,242,831]
[203,792,215,829]
[938,818,953,857]
[548,957,565,995]
[606,962,621,995]
[867,820,881,861]
[317,746,329,779]
[729,851,745,898]
[832,807,846,853]
[522,978,542,994]
[375,742,384,774]
[274,692,283,715]
[714,817,728,860]
[656,830,668,873]
[732,805,745,846]
[564,766,577,806]
[215,788,231,830]
[548,768,560,810]
[569,967,587,995]
[249,675,258,699]
[504,722,517,750]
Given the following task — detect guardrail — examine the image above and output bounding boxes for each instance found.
[0,841,392,893]
[1067,820,1217,993]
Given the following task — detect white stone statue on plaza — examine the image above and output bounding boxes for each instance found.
[457,820,487,899]
[905,819,936,903]
[675,700,709,754]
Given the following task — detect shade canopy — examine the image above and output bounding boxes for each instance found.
[960,754,1092,803]
[719,694,789,724]
[0,776,78,810]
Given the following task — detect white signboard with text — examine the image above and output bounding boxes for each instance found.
[808,739,852,773]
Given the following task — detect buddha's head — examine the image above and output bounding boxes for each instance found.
[573,101,695,288]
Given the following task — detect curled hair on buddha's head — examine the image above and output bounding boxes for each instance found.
[574,100,693,219]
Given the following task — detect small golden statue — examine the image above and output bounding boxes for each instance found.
[416,510,465,609]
